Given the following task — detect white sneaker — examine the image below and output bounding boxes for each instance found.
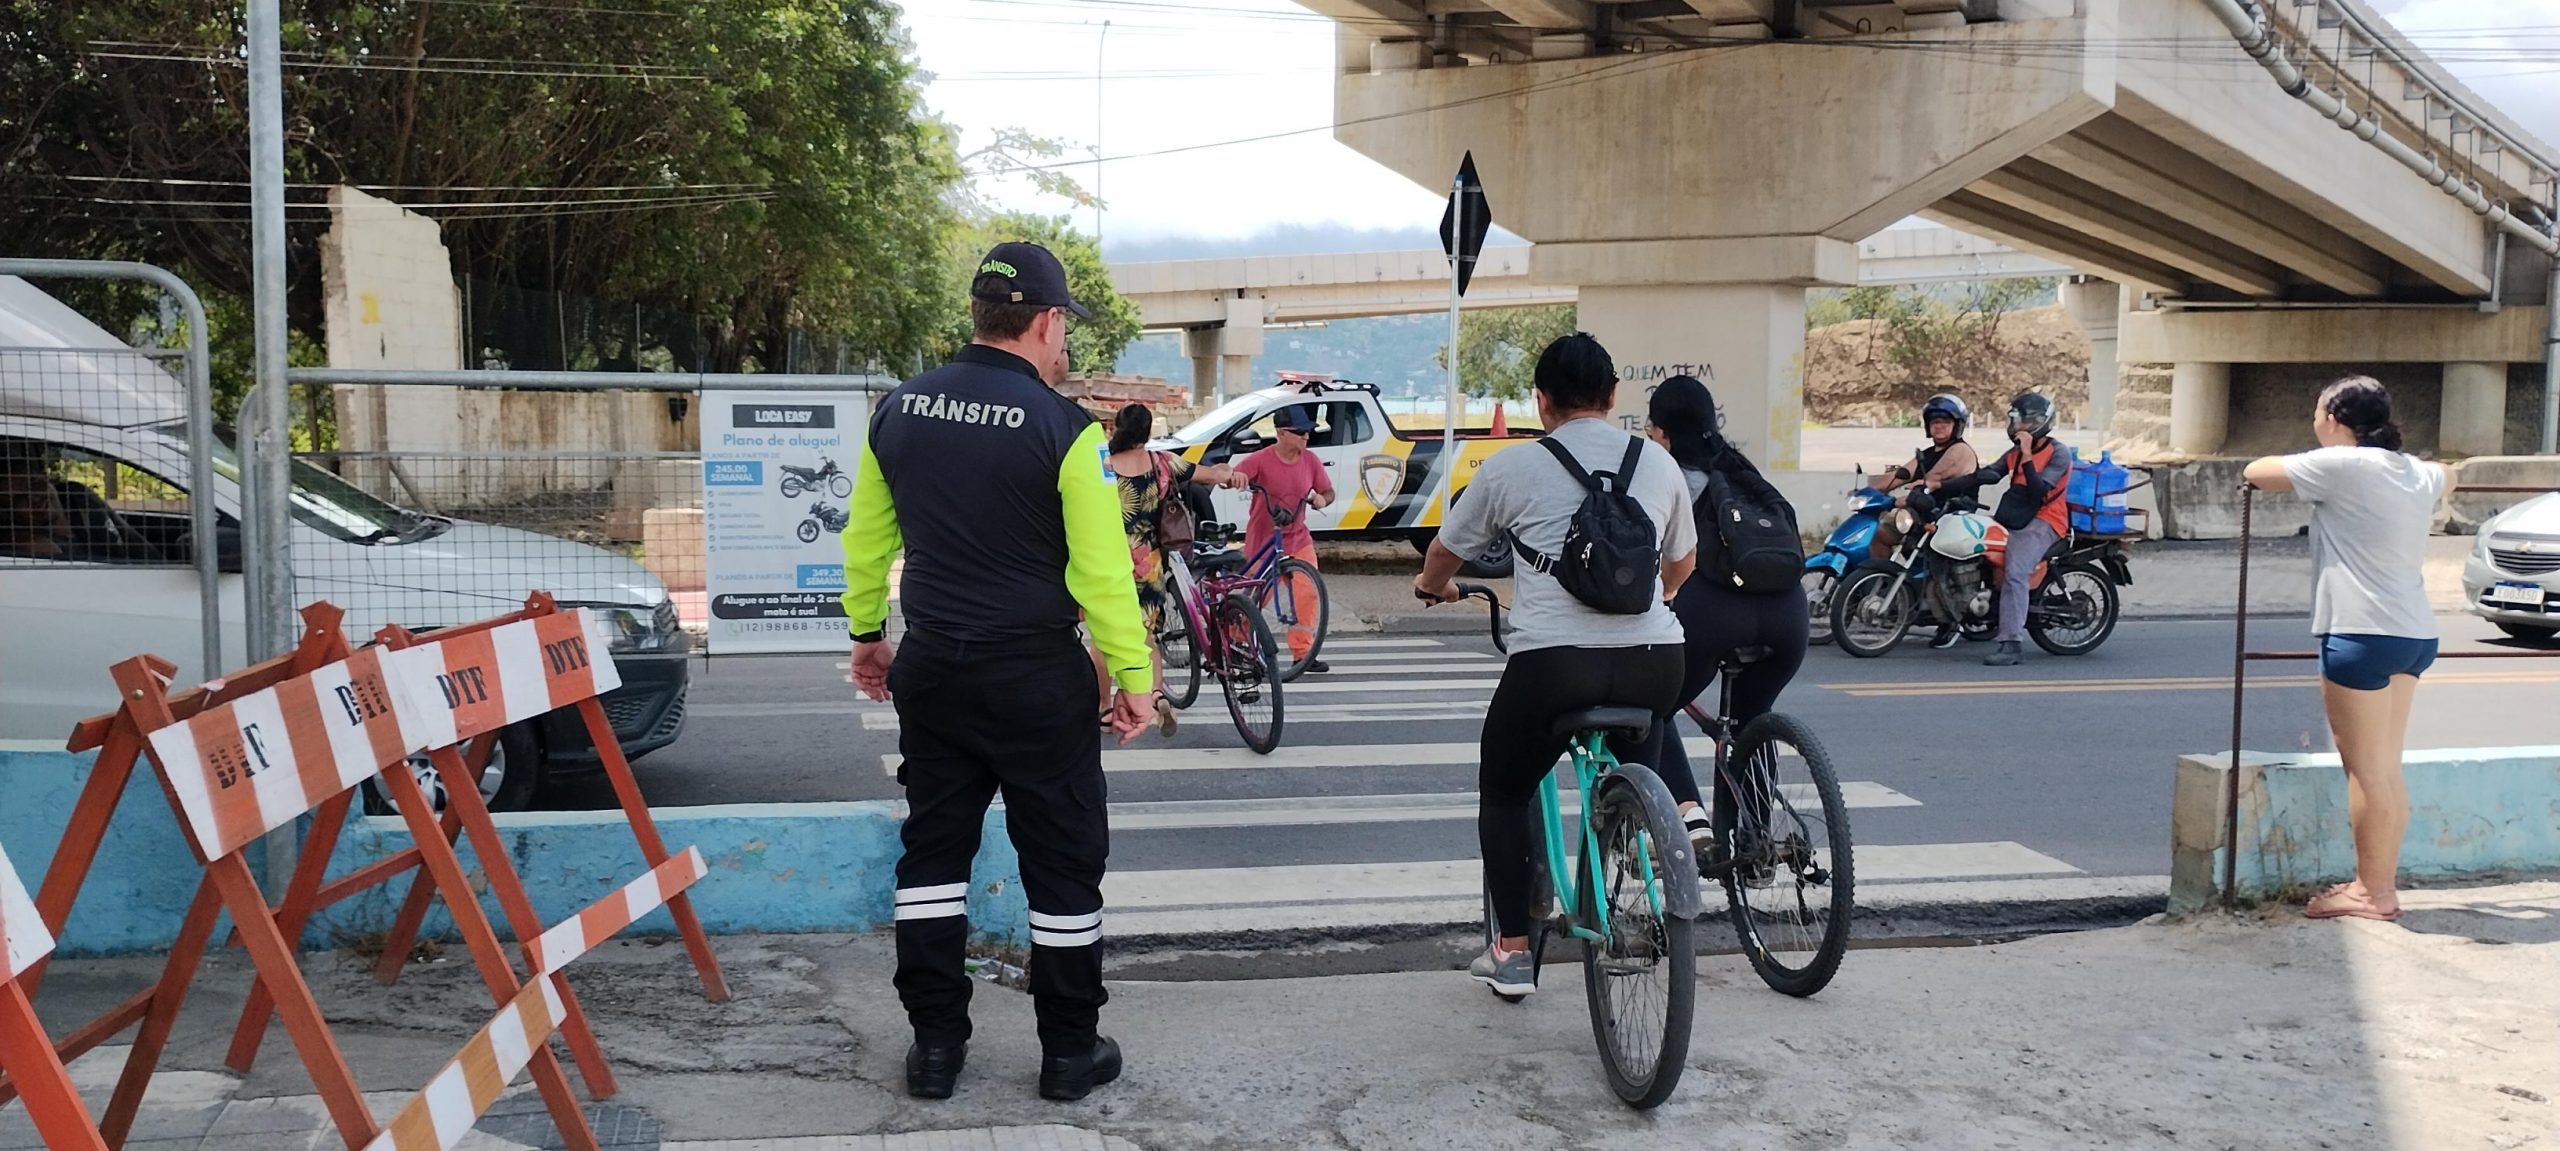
[1469,945,1536,997]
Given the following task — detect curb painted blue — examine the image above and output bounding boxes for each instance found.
[0,744,1028,956]
[2171,745,2560,911]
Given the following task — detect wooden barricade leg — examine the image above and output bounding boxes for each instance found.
[576,696,729,1003]
[22,719,151,995]
[222,786,354,1072]
[201,853,380,1148]
[0,977,108,1151]
[96,876,222,1147]
[372,731,491,983]
[374,762,602,1151]
[416,744,620,1101]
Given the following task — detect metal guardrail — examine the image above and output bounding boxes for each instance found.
[2222,482,2560,906]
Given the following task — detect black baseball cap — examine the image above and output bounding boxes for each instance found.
[1273,407,1315,432]
[970,241,1091,320]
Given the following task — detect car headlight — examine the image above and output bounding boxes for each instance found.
[567,601,679,654]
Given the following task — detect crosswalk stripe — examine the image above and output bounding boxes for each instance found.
[1281,678,1503,696]
[1102,842,2077,911]
[1313,638,1447,650]
[1289,663,1508,676]
[854,702,1490,732]
[883,736,1742,776]
[1106,783,1917,830]
[1314,650,1497,663]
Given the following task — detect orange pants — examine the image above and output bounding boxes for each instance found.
[1282,542,1320,660]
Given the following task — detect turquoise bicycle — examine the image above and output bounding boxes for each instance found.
[1437,584,1705,1109]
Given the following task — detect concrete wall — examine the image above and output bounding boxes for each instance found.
[2171,747,2560,913]
[0,744,1031,957]
[320,186,463,374]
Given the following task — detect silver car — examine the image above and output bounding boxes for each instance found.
[2463,492,2560,641]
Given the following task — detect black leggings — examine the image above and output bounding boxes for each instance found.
[1479,643,1683,938]
[1652,582,1810,809]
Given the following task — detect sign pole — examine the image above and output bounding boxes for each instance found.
[1438,171,1463,518]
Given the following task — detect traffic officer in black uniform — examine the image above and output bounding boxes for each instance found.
[840,241,1153,1102]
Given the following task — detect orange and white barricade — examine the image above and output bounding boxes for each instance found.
[9,604,600,1150]
[1,839,110,1151]
[220,593,729,1102]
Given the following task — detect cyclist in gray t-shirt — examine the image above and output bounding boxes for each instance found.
[1414,333,1697,998]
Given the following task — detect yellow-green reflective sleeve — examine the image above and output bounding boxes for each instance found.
[1058,423,1151,693]
[838,438,900,635]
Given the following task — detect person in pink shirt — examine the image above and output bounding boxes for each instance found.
[1229,407,1335,672]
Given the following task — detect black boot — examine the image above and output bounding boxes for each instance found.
[1039,1035,1124,1101]
[1984,640,2024,667]
[905,1040,966,1099]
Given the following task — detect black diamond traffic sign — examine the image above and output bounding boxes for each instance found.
[1437,151,1492,297]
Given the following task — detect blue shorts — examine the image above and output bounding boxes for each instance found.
[2318,633,2439,691]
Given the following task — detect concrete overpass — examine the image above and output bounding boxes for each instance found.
[1293,0,2558,467]
[1115,225,2080,410]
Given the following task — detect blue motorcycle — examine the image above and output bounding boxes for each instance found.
[1804,487,1899,645]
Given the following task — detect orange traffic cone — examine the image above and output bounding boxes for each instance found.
[1489,403,1508,437]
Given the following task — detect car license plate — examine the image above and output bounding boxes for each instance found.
[2487,582,2548,607]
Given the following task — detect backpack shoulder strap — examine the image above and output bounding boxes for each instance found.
[1611,436,1646,493]
[1536,435,1599,491]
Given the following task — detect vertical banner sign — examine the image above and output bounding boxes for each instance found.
[701,391,871,654]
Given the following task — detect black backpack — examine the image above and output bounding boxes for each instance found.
[1509,436,1661,615]
[1699,447,1804,594]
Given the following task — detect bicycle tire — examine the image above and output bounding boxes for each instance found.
[1158,618,1201,710]
[1268,557,1329,682]
[1715,713,1854,998]
[1215,592,1284,754]
[1581,769,1696,1110]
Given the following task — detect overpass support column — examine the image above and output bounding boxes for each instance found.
[1182,327,1219,406]
[2441,362,2508,457]
[1215,295,1264,406]
[2170,362,2231,456]
[2062,279,2121,435]
[1537,238,1856,470]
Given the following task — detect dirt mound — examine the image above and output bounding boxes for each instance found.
[1805,304,2090,427]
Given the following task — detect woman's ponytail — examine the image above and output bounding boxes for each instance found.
[2318,376,2404,453]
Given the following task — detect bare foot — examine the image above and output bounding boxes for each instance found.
[2305,886,2400,921]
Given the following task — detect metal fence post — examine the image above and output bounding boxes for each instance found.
[246,0,299,892]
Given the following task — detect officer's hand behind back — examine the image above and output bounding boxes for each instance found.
[851,639,895,702]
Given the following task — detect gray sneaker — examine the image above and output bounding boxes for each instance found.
[1469,945,1536,997]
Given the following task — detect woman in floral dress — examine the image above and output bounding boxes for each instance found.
[1102,403,1240,734]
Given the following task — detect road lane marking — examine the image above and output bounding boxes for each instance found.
[1308,639,1446,650]
[1825,669,2560,698]
[1103,842,2076,910]
[884,736,1769,776]
[1106,783,1917,830]
[1314,650,1498,663]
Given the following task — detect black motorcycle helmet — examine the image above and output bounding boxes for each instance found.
[1921,393,1969,443]
[2007,392,2057,441]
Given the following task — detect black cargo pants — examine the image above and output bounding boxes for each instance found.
[886,628,1109,1056]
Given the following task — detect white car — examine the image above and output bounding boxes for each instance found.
[0,276,688,810]
[2463,492,2560,641]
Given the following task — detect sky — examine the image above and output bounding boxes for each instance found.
[899,0,2560,252]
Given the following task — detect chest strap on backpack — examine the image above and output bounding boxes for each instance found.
[1507,436,1644,571]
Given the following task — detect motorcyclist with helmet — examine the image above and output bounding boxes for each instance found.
[1928,392,2075,667]
[1869,393,1981,648]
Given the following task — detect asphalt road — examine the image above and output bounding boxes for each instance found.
[546,612,2560,892]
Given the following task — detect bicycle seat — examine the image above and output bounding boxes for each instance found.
[1551,706,1656,739]
[1191,548,1247,574]
[1719,645,1774,671]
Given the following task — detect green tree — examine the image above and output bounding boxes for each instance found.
[940,212,1140,371]
[1440,303,1576,401]
[1,0,964,382]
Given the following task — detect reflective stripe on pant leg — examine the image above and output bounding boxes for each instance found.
[1028,908,1103,948]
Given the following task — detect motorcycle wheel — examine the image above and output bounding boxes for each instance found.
[1802,569,1837,647]
[796,519,821,543]
[1830,566,1913,659]
[781,477,806,498]
[829,474,852,499]
[2028,564,2118,656]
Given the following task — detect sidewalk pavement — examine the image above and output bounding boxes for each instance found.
[9,880,2553,1150]
[1317,535,2480,633]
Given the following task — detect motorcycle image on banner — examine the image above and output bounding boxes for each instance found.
[701,391,871,654]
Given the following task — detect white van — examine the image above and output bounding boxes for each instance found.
[0,276,688,810]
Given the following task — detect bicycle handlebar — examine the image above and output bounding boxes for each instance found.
[1415,581,1509,653]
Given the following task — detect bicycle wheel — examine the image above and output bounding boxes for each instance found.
[1158,618,1201,710]
[1714,713,1854,998]
[1265,557,1329,681]
[1215,592,1284,754]
[1580,769,1695,1110]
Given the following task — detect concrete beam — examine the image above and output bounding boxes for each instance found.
[1478,0,1589,30]
[1968,162,2288,298]
[1925,193,2191,293]
[2120,305,2551,365]
[2035,125,2391,299]
[1677,0,1776,20]
[1303,0,1431,41]
[1530,235,1859,288]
